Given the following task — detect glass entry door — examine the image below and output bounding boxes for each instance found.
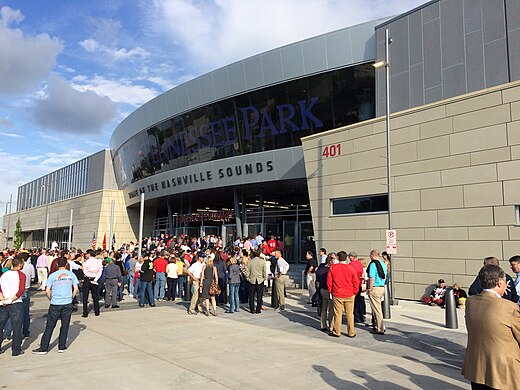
[283,221,296,262]
[299,221,315,263]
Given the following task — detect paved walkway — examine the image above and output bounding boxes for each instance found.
[0,289,470,389]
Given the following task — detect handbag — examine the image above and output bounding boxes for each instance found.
[209,282,221,296]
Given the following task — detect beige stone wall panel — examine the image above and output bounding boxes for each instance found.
[393,210,438,228]
[502,85,520,103]
[503,179,520,204]
[463,182,504,207]
[349,148,387,171]
[506,121,520,146]
[392,154,470,177]
[421,186,463,210]
[450,124,508,155]
[419,117,453,140]
[394,171,441,191]
[393,256,415,272]
[417,135,451,159]
[453,104,510,132]
[467,226,509,241]
[392,190,421,212]
[390,125,420,146]
[441,164,497,186]
[412,240,502,260]
[415,257,466,274]
[498,160,520,180]
[390,142,418,165]
[470,146,511,165]
[494,206,517,225]
[424,227,469,240]
[446,91,502,117]
[437,207,494,227]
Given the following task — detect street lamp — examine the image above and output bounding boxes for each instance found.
[2,194,12,248]
[42,183,49,249]
[373,28,395,306]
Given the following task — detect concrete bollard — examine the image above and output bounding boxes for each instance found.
[445,287,458,329]
[184,277,191,302]
[382,283,391,319]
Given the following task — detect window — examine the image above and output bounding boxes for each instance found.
[113,63,376,189]
[331,194,388,215]
[516,205,520,225]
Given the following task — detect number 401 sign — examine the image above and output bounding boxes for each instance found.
[322,143,341,158]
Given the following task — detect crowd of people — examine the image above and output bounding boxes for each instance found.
[1,233,519,390]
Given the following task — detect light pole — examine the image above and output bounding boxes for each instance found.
[373,28,395,305]
[42,184,49,249]
[3,194,13,248]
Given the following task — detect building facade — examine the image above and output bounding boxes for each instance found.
[3,0,520,299]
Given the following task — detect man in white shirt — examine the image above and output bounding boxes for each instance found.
[274,250,290,311]
[319,248,327,264]
[255,233,264,249]
[0,256,26,356]
[187,255,204,315]
[81,250,102,318]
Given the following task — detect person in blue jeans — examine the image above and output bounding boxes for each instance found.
[32,257,79,354]
[226,257,241,313]
[139,256,155,307]
[0,256,26,356]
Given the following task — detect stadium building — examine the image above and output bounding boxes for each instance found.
[4,0,520,299]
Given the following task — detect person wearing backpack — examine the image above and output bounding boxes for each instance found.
[366,249,387,335]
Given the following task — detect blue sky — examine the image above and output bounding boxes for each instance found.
[0,0,426,216]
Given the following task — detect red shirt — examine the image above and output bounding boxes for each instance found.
[267,239,277,254]
[154,257,168,273]
[327,263,360,298]
[349,259,363,279]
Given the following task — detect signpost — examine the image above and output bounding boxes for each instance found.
[386,229,397,254]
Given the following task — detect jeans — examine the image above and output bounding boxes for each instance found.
[140,281,155,306]
[40,303,73,351]
[22,291,31,337]
[0,303,23,355]
[128,273,135,296]
[177,275,185,299]
[134,278,141,298]
[167,277,178,300]
[118,275,128,300]
[154,272,166,300]
[229,283,240,312]
[218,275,227,305]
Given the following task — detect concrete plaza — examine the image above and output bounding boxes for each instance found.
[0,288,470,389]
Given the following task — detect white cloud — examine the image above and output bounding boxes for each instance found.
[146,0,425,71]
[0,6,63,95]
[0,131,23,138]
[72,74,159,106]
[79,38,150,61]
[32,74,118,134]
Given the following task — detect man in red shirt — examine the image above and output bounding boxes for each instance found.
[327,251,360,338]
[349,251,366,323]
[266,235,277,255]
[153,251,169,301]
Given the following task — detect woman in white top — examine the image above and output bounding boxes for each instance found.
[165,257,179,301]
[133,258,144,299]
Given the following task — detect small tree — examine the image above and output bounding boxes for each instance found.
[13,219,23,250]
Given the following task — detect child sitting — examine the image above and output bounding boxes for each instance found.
[452,283,467,308]
[423,279,446,306]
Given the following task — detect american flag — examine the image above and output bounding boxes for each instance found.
[91,232,96,249]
